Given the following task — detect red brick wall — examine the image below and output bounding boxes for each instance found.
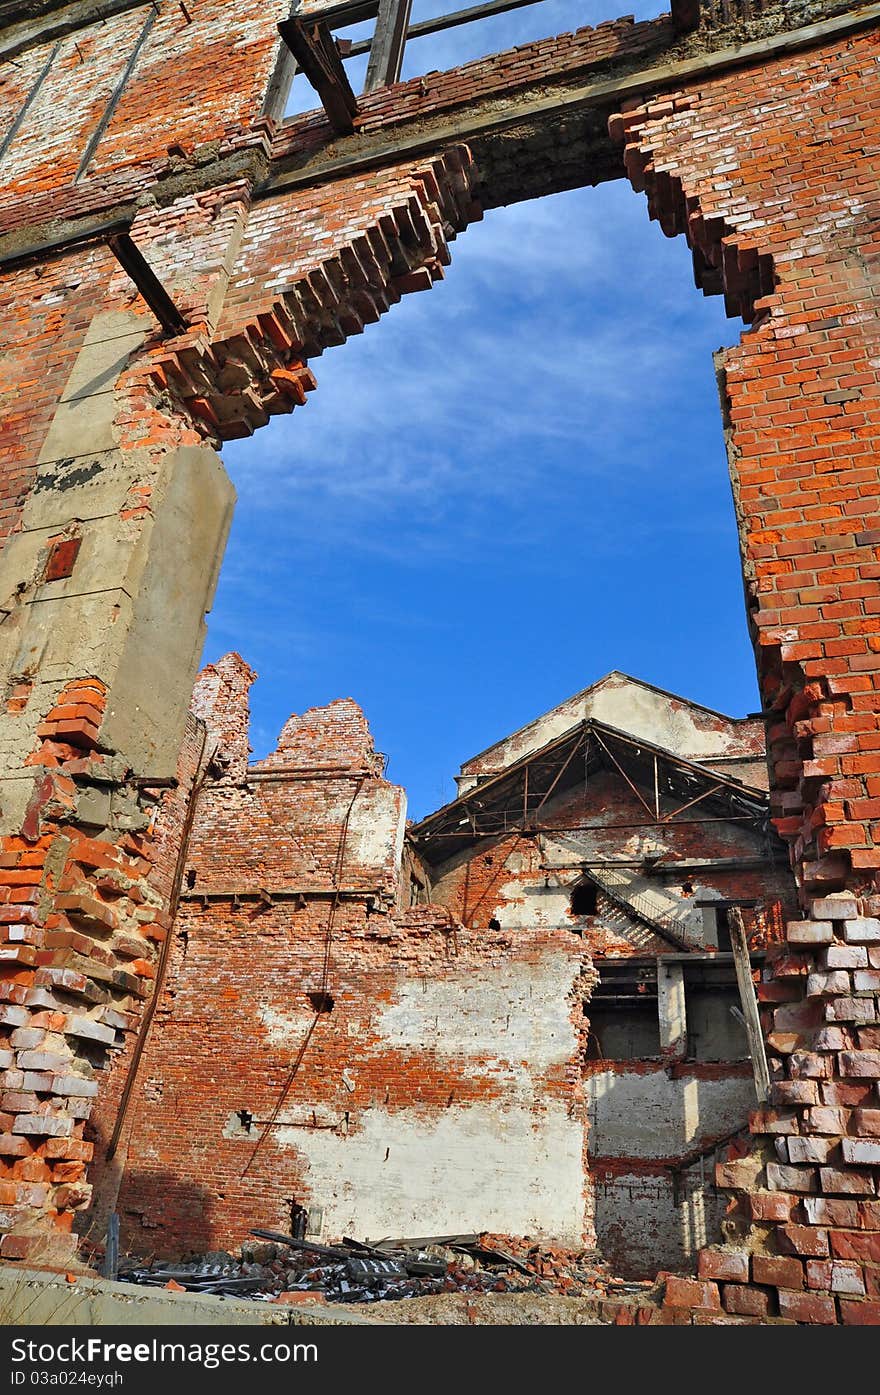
[1,0,880,1312]
[603,25,880,1323]
[108,672,593,1256]
[612,27,880,896]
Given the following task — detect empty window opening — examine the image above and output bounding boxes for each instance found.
[206,181,749,830]
[587,960,660,1059]
[488,916,501,931]
[571,882,599,916]
[683,976,749,1062]
[307,990,335,1013]
[586,1005,661,1060]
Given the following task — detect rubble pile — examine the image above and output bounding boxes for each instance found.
[115,1228,651,1306]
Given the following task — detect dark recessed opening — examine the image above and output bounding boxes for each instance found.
[571,882,599,916]
[237,1109,253,1133]
[185,868,197,888]
[307,990,334,1012]
[488,917,501,931]
[715,907,733,952]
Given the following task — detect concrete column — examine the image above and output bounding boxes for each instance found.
[658,960,687,1062]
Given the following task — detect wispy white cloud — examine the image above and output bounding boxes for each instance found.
[205,181,755,805]
[221,183,735,552]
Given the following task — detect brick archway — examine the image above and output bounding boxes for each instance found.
[0,0,878,1318]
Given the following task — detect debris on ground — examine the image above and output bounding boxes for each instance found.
[111,1227,656,1306]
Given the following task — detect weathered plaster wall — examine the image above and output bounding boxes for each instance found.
[457,673,768,793]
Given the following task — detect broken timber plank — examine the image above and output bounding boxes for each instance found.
[728,906,771,1103]
[278,18,358,135]
[106,233,188,337]
[250,1226,351,1260]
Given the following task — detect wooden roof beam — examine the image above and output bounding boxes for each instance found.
[671,0,701,33]
[279,17,359,135]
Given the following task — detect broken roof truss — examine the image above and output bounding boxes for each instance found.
[409,717,777,867]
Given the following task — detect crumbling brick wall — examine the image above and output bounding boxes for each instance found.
[602,24,880,1322]
[102,663,594,1257]
[0,0,879,1312]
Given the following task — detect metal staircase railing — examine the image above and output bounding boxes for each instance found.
[582,866,697,952]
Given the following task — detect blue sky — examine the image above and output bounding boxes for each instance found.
[202,2,760,819]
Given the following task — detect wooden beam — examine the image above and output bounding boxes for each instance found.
[671,0,700,33]
[728,907,771,1104]
[593,730,656,821]
[278,17,359,135]
[106,233,188,337]
[363,0,413,91]
[346,0,547,56]
[661,781,724,824]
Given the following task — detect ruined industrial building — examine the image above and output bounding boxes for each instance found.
[1,0,880,1326]
[86,660,796,1285]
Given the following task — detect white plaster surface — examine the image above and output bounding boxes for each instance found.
[345,786,406,879]
[586,1069,754,1158]
[457,673,763,791]
[271,953,588,1244]
[594,1171,727,1276]
[276,1102,586,1245]
[376,958,578,1067]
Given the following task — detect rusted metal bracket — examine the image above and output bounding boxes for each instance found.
[278,17,359,135]
[106,232,188,337]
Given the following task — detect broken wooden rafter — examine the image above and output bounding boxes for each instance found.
[278,17,359,135]
[728,906,771,1103]
[106,232,188,337]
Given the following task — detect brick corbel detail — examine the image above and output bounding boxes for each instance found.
[133,146,480,446]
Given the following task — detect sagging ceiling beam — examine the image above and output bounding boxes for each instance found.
[279,17,359,135]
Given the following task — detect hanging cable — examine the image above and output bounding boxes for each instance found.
[241,773,365,1176]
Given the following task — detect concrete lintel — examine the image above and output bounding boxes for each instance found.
[0,1262,372,1325]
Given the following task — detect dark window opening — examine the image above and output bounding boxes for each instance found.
[715,907,732,952]
[185,868,197,888]
[236,1109,253,1134]
[571,882,598,916]
[307,990,335,1013]
[586,1004,661,1060]
[488,916,501,931]
[683,985,748,1061]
